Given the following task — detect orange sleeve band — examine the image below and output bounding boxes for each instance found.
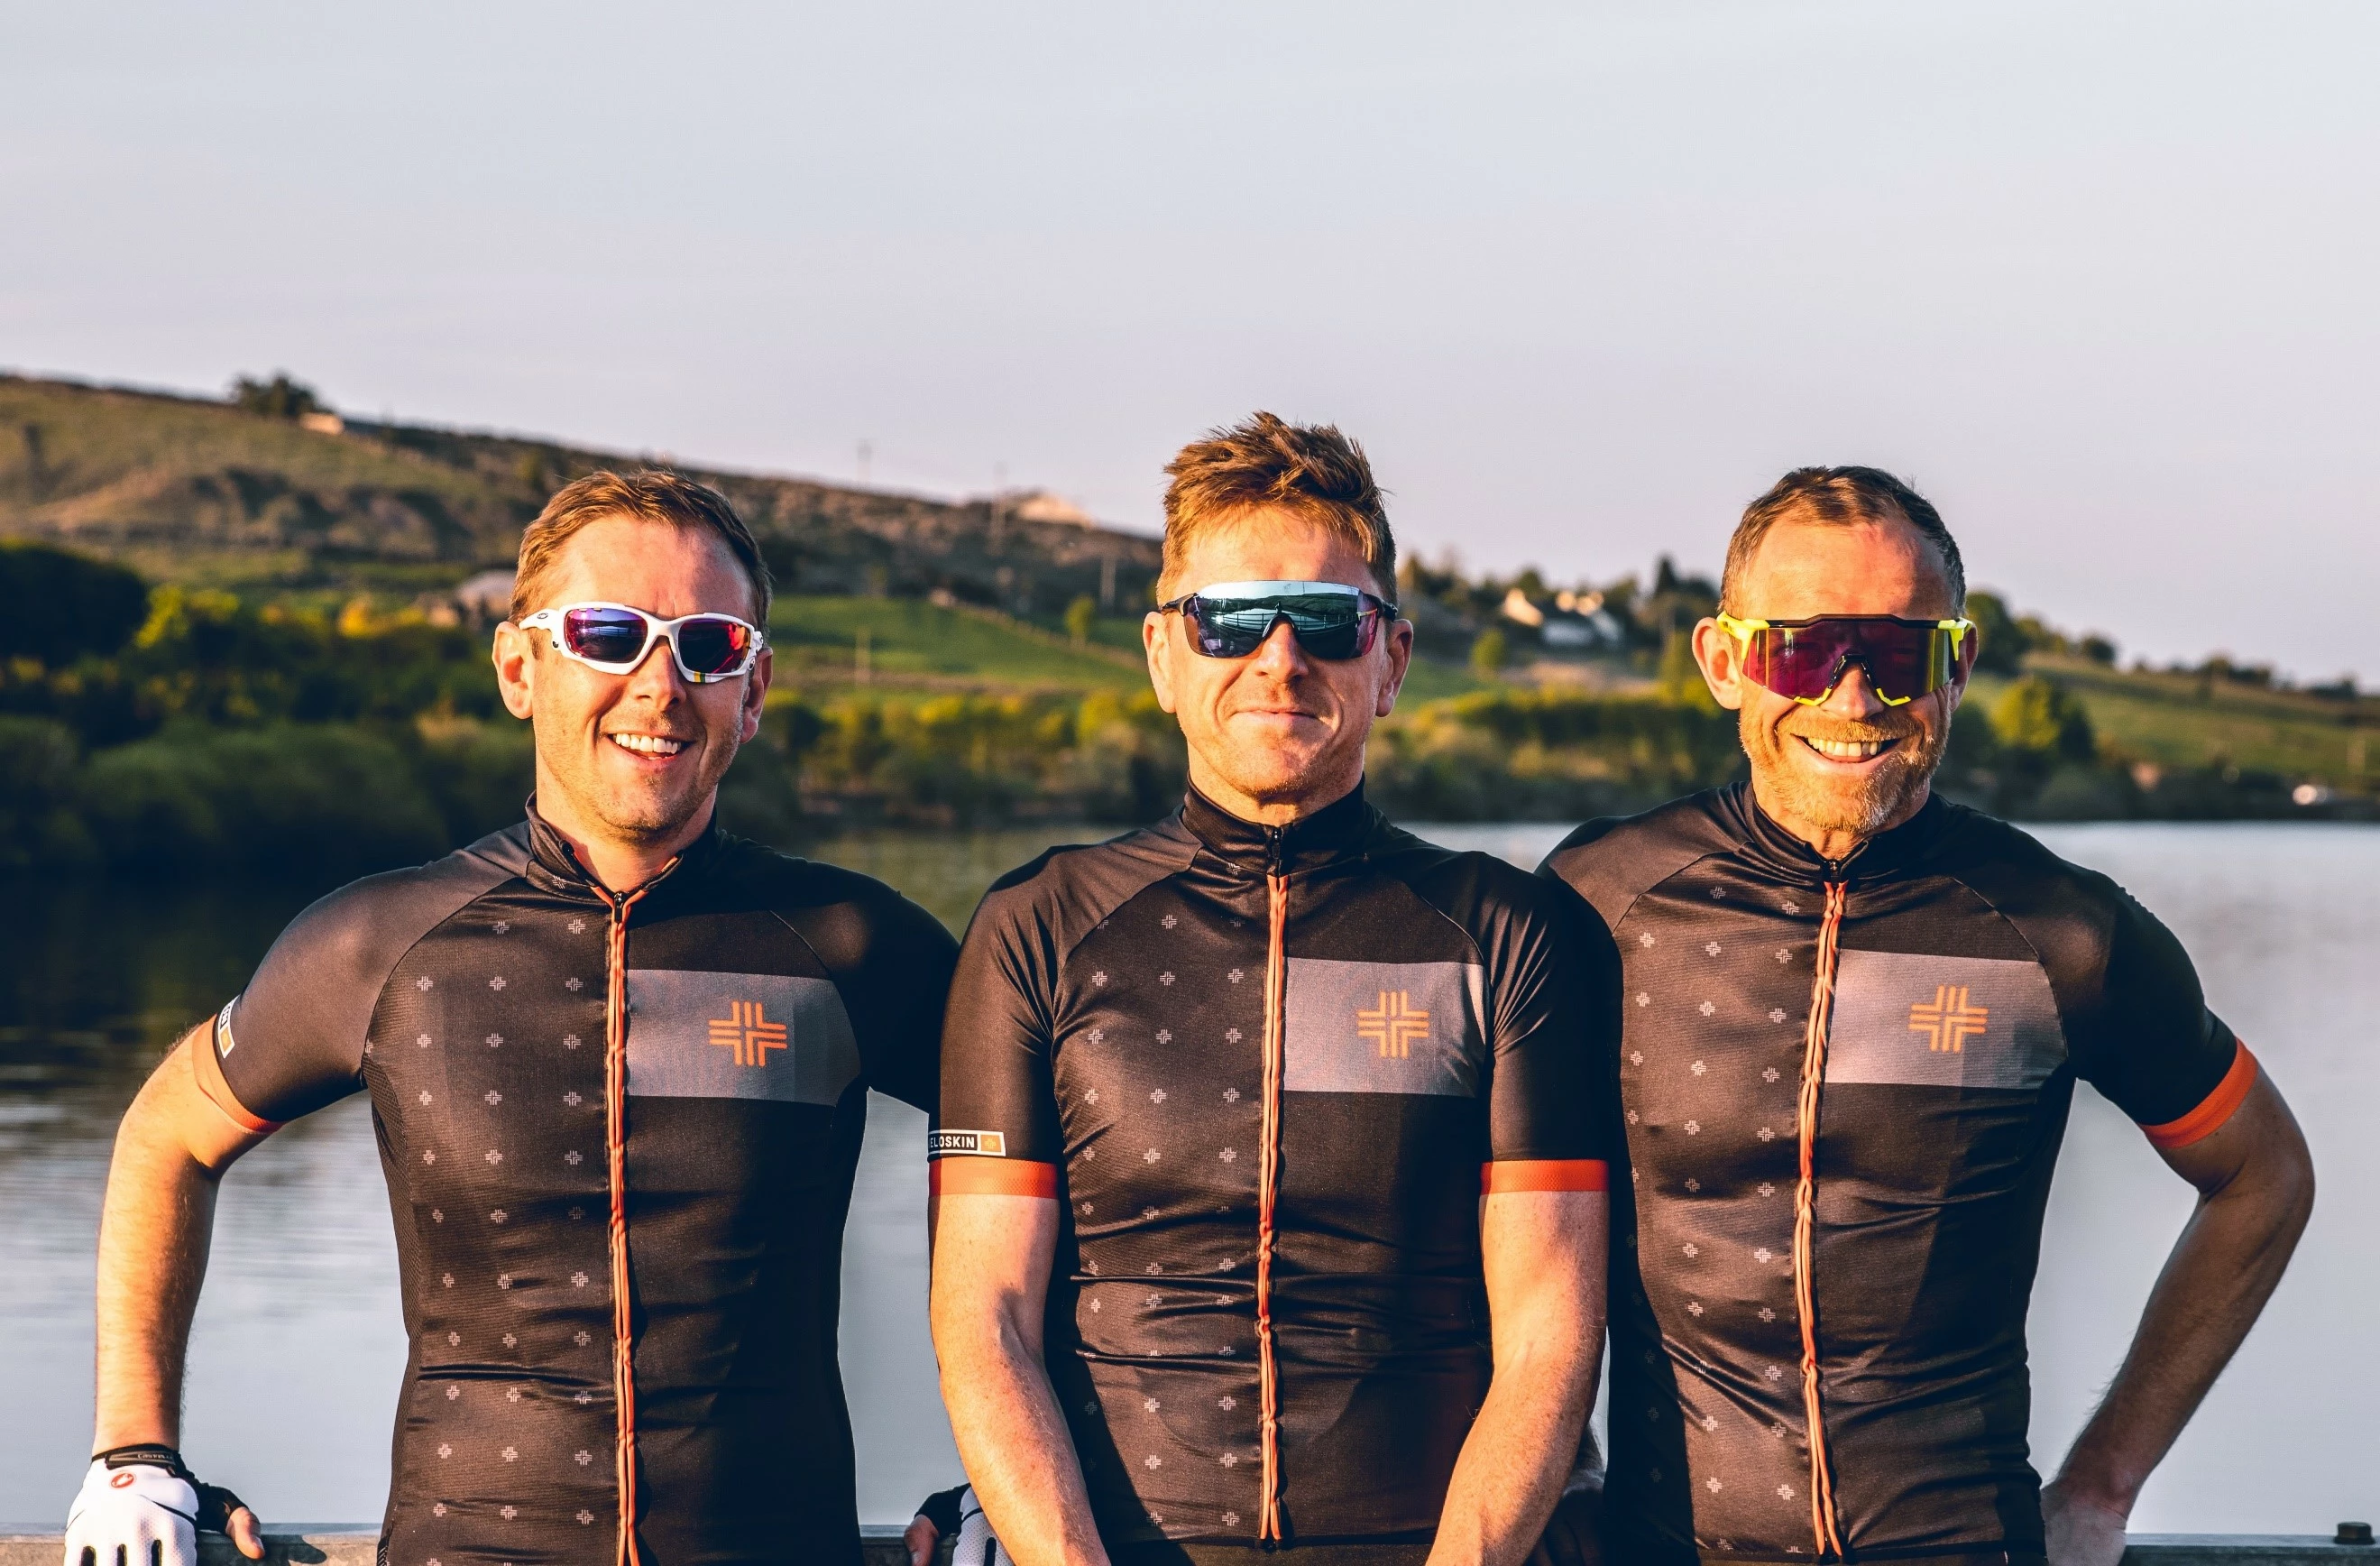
[191,1026,281,1135]
[930,1158,1059,1198]
[1481,1158,1610,1194]
[2141,1042,2258,1150]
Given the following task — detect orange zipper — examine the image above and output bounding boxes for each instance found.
[603,878,660,1566]
[1792,880,1849,1559]
[1255,859,1290,1542]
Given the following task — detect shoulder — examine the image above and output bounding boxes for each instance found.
[1537,788,1741,928]
[1931,807,2133,944]
[1374,827,1586,926]
[967,821,1199,951]
[709,834,959,971]
[264,824,528,989]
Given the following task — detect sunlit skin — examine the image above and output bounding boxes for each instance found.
[1692,515,1963,861]
[492,516,770,890]
[1143,512,1413,824]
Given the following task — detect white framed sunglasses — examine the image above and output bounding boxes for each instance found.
[517,602,767,684]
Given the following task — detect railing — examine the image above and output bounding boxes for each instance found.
[3,1526,2373,1564]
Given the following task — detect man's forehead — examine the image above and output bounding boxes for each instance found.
[1737,514,1957,618]
[1171,510,1388,596]
[541,516,759,614]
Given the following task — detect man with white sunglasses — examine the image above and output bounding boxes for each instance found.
[69,470,958,1566]
[929,413,1620,1566]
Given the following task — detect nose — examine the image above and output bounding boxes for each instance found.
[621,631,690,699]
[1819,659,1890,720]
[1247,615,1311,676]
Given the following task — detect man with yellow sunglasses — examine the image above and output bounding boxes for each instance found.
[1538,466,2313,1566]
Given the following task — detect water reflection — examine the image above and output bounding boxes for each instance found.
[1,823,2372,1533]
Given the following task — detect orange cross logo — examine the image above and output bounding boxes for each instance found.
[1908,985,1989,1053]
[1357,990,1432,1059]
[707,1000,788,1068]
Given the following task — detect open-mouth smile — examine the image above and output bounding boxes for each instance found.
[608,732,691,758]
[1795,734,1902,763]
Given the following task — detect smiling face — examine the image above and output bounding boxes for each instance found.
[1144,511,1411,824]
[493,515,769,877]
[1692,513,1964,859]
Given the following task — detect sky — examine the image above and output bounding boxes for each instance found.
[5,1,2375,679]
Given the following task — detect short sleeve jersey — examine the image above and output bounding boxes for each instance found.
[1539,785,2254,1566]
[195,809,958,1566]
[934,785,1620,1549]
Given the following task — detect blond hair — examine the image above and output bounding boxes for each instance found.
[1159,412,1395,599]
[510,470,770,623]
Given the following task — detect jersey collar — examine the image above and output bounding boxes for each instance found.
[1178,778,1381,878]
[1730,779,1953,886]
[519,795,725,900]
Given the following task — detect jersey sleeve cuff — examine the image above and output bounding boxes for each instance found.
[1481,1158,1610,1193]
[930,1157,1058,1197]
[192,1018,283,1136]
[2141,1042,2257,1150]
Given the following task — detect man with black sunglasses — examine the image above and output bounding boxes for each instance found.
[929,412,1619,1566]
[1539,466,2314,1566]
[69,470,958,1566]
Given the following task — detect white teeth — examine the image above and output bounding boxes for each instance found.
[1803,736,1894,761]
[609,733,687,757]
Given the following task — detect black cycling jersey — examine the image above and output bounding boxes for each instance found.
[933,784,1619,1551]
[1539,784,2255,1566]
[196,806,957,1566]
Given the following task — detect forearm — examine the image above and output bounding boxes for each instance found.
[93,1047,227,1449]
[935,1327,1107,1566]
[2057,1147,2311,1506]
[1429,1338,1597,1566]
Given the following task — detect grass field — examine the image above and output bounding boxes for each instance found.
[1978,656,2379,788]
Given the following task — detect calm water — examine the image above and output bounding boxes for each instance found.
[0,823,2372,1532]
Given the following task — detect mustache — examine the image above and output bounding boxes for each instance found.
[1779,714,1921,743]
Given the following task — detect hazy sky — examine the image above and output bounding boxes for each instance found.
[6,2,2375,678]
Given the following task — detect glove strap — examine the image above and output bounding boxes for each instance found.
[95,1444,194,1481]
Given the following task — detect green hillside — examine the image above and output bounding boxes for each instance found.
[0,373,1162,615]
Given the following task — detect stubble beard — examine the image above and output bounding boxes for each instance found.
[1743,708,1949,842]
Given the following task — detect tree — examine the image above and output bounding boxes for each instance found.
[0,544,149,664]
[228,373,324,420]
[1989,676,2096,762]
[1469,627,1509,679]
[1963,591,2029,676]
[1063,594,1098,647]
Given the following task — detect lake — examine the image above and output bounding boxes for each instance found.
[0,821,2371,1533]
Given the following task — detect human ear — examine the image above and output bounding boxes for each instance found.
[1375,618,1414,718]
[739,649,774,743]
[1691,618,1746,712]
[493,622,538,720]
[1144,611,1181,715]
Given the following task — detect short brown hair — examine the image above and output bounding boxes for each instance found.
[1160,412,1395,599]
[510,469,771,624]
[1721,465,1964,614]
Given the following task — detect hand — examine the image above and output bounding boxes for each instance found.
[905,1512,942,1566]
[63,1456,264,1566]
[2042,1478,2130,1566]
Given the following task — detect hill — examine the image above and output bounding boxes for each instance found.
[0,373,1161,615]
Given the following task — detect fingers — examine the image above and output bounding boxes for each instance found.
[229,1507,265,1561]
[902,1514,939,1566]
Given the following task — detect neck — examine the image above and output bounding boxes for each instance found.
[1750,775,1933,865]
[532,775,715,893]
[1185,751,1364,826]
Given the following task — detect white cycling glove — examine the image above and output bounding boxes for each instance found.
[63,1446,246,1566]
[950,1486,1015,1566]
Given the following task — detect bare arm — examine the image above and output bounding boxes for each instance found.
[2045,1071,2314,1561]
[930,1192,1107,1566]
[1430,1190,1609,1566]
[92,1027,270,1554]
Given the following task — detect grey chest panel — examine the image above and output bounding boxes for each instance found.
[1826,950,2066,1092]
[1282,957,1486,1097]
[623,968,860,1104]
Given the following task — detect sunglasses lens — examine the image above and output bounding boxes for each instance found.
[1746,621,1959,703]
[1187,594,1373,660]
[562,606,651,667]
[673,616,755,677]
